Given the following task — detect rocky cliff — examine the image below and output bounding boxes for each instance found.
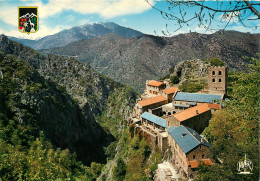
[0,35,138,165]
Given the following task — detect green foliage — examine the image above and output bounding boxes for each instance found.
[179,80,204,92]
[199,57,259,180]
[104,141,117,161]
[159,74,170,80]
[90,162,103,178]
[204,58,224,66]
[169,66,175,74]
[96,86,138,138]
[113,158,126,181]
[0,55,95,180]
[170,75,180,84]
[106,128,161,181]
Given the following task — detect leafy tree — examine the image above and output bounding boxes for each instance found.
[179,81,203,92]
[199,57,259,180]
[204,58,224,66]
[170,75,180,84]
[169,66,175,74]
[113,158,126,181]
[146,0,259,34]
[90,162,103,178]
[0,55,95,180]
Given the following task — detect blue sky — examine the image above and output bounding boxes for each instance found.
[0,0,259,39]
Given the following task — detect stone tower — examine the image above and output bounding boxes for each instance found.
[208,66,227,95]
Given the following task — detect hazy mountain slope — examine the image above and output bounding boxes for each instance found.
[9,22,143,50]
[41,31,260,92]
[0,35,138,165]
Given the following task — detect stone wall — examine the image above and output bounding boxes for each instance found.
[166,116,180,128]
[187,145,210,162]
[181,110,211,134]
[208,66,227,95]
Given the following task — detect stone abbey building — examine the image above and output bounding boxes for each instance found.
[128,66,227,179]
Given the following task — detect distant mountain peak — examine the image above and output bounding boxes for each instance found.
[9,22,144,50]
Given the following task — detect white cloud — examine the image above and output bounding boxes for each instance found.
[0,0,154,27]
[220,12,240,24]
[0,24,70,40]
[100,0,153,18]
[0,4,18,26]
[0,0,154,39]
[194,26,216,34]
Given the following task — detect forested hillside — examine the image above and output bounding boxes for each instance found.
[197,57,259,180]
[40,31,259,92]
[0,35,139,180]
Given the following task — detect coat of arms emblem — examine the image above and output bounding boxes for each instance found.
[18,7,38,34]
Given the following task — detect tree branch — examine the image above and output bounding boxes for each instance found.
[243,0,260,19]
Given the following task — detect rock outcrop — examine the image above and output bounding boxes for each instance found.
[0,35,138,165]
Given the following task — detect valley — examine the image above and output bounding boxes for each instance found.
[1,22,259,181]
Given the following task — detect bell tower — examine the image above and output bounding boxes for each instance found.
[208,66,227,95]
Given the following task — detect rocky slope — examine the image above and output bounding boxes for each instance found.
[40,31,259,92]
[0,35,138,165]
[9,22,143,50]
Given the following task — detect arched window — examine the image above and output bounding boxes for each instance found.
[212,71,215,75]
[219,78,222,82]
[168,112,171,115]
[212,78,215,83]
[202,154,205,159]
[193,155,196,160]
[219,71,222,75]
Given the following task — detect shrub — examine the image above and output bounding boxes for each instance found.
[169,66,175,74]
[170,76,180,84]
[113,158,126,181]
[179,81,203,92]
[205,58,224,66]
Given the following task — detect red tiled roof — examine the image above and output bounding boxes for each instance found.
[138,96,167,107]
[162,87,180,94]
[188,159,213,168]
[207,103,221,110]
[147,80,164,87]
[173,103,211,122]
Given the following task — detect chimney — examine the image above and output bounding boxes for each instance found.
[196,110,199,114]
[193,131,196,136]
[201,138,204,143]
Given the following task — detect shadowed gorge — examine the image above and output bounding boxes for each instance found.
[0,35,138,165]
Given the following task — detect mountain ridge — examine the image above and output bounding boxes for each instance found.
[9,22,143,50]
[40,30,260,92]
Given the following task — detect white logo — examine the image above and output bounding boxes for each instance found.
[237,154,253,174]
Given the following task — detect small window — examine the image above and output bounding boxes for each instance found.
[212,78,215,83]
[212,71,215,75]
[219,79,222,82]
[219,71,222,75]
[199,145,202,150]
[193,155,196,160]
[202,154,205,159]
